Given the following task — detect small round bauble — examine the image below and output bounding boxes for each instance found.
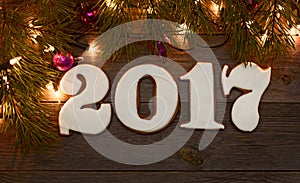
[52,52,74,71]
[80,4,97,24]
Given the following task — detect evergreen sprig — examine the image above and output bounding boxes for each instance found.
[95,0,300,63]
[0,0,76,152]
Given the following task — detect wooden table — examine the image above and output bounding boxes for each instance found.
[0,34,299,182]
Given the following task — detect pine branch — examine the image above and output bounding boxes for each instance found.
[0,0,76,152]
[258,0,299,64]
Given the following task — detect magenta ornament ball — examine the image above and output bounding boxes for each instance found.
[80,5,97,24]
[52,52,74,71]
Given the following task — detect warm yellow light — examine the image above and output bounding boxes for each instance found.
[46,82,55,91]
[2,76,9,89]
[289,25,300,36]
[106,0,116,8]
[54,90,62,98]
[260,31,268,46]
[89,44,96,52]
[44,44,55,52]
[88,43,101,56]
[278,5,284,11]
[9,56,22,65]
[2,76,7,82]
[246,21,254,29]
[147,7,154,14]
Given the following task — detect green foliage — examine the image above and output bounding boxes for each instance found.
[93,0,300,64]
[221,0,300,64]
[0,0,76,151]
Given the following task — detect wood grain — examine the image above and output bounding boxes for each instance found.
[41,36,300,103]
[0,102,299,172]
[1,16,300,182]
[0,171,299,183]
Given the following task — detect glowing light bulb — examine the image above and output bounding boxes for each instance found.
[246,21,254,29]
[289,25,300,36]
[46,82,55,91]
[44,44,55,52]
[88,43,101,56]
[260,31,268,46]
[9,56,22,65]
[2,76,9,89]
[147,7,153,14]
[29,22,34,27]
[278,5,284,11]
[106,0,116,8]
[89,44,96,52]
[54,90,61,98]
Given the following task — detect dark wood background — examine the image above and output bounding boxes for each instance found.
[0,35,299,182]
[0,10,299,182]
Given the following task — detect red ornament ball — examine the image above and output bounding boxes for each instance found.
[52,52,74,71]
[80,4,97,24]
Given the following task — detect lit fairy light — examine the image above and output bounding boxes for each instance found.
[3,76,7,83]
[2,76,9,89]
[46,82,55,91]
[28,20,42,29]
[28,22,34,28]
[260,31,268,46]
[278,5,284,11]
[89,44,97,52]
[9,56,22,65]
[290,27,297,35]
[147,6,154,14]
[29,30,41,43]
[276,5,284,18]
[246,21,254,29]
[54,90,62,98]
[28,20,42,43]
[88,43,102,56]
[45,82,63,102]
[289,25,300,36]
[44,44,55,52]
[75,57,84,63]
[106,0,116,9]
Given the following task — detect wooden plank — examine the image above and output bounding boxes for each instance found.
[0,171,299,183]
[0,102,299,171]
[40,102,300,122]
